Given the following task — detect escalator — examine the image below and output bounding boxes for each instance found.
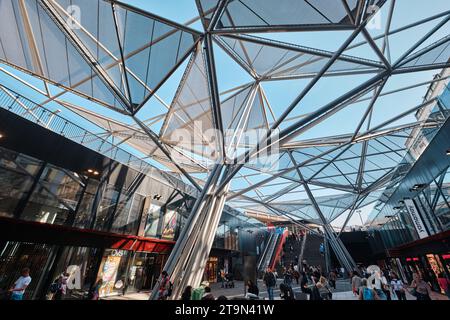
[257,232,280,274]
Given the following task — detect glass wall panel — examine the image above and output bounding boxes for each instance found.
[110,192,133,235]
[127,194,145,235]
[73,179,100,229]
[0,147,42,217]
[144,203,162,238]
[45,245,102,300]
[21,165,84,225]
[94,185,120,231]
[110,193,144,235]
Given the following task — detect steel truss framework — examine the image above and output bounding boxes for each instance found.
[1,0,450,299]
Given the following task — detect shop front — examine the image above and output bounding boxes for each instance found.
[397,254,449,293]
[387,229,450,294]
[0,216,174,300]
[204,257,218,283]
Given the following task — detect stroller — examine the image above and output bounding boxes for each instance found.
[224,273,235,288]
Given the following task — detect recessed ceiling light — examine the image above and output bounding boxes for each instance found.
[87,169,93,173]
[93,171,99,175]
[446,149,450,156]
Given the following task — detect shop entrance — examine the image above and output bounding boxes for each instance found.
[204,257,218,283]
[126,252,161,293]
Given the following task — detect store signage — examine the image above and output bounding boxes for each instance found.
[110,249,124,257]
[403,199,429,239]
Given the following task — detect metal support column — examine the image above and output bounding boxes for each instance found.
[296,168,357,273]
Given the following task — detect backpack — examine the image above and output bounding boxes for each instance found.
[363,287,374,300]
[50,282,61,293]
[191,287,205,300]
[268,272,276,287]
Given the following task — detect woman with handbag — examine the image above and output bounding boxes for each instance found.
[317,276,332,300]
[409,273,432,300]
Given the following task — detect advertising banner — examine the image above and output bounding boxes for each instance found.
[404,199,429,239]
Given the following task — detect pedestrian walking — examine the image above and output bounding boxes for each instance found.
[246,280,259,297]
[409,273,432,300]
[9,268,32,300]
[284,268,293,286]
[279,283,295,300]
[181,286,192,300]
[263,267,277,300]
[351,271,362,296]
[359,278,379,300]
[316,276,332,300]
[52,272,68,300]
[371,270,388,300]
[328,270,337,289]
[390,273,406,300]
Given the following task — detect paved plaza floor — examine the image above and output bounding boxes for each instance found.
[103,279,448,301]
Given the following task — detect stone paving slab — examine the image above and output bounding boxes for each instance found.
[102,279,449,301]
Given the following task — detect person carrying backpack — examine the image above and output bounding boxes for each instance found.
[191,281,209,300]
[359,278,380,300]
[263,267,277,300]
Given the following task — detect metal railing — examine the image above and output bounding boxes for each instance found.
[0,85,196,198]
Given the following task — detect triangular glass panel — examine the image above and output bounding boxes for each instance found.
[216,34,384,80]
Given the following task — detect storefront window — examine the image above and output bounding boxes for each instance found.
[96,249,130,298]
[204,257,218,283]
[111,193,145,235]
[21,165,84,225]
[126,252,158,293]
[225,228,239,251]
[45,246,102,300]
[426,254,447,293]
[144,203,162,238]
